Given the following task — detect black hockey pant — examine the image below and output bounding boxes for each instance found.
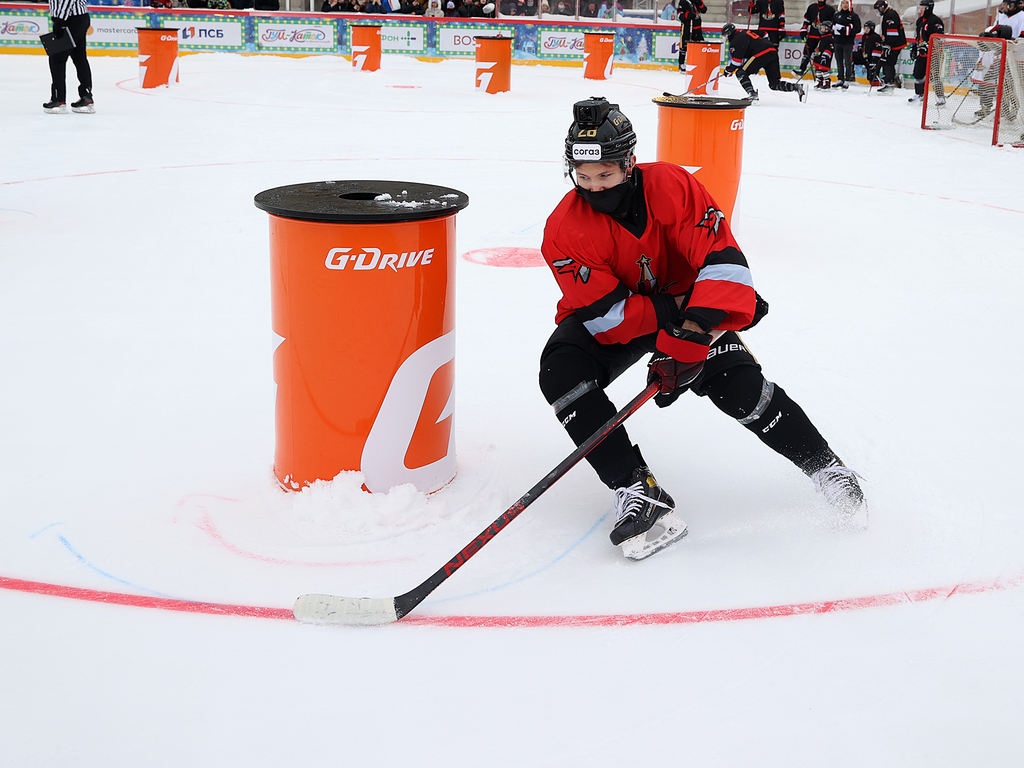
[835,42,854,82]
[48,13,92,102]
[677,17,705,69]
[880,47,900,85]
[538,316,834,489]
[913,53,946,98]
[737,54,798,95]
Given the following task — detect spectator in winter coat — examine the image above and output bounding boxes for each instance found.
[582,2,599,16]
[831,0,861,87]
[660,1,676,20]
[426,0,443,13]
[445,0,458,12]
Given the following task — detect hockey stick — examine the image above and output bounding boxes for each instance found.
[663,71,724,98]
[293,379,662,626]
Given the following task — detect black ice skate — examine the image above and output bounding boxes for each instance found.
[71,89,95,114]
[877,83,894,94]
[609,467,686,560]
[811,457,867,528]
[43,98,67,114]
[798,83,809,103]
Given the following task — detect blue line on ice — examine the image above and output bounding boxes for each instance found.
[434,512,610,603]
[48,529,184,600]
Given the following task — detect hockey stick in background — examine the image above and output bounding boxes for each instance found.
[293,379,662,626]
[663,71,724,98]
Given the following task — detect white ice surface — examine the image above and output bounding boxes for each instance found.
[2,52,1023,767]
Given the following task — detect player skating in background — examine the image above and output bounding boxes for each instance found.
[43,0,93,113]
[538,97,866,561]
[748,0,786,47]
[722,22,808,102]
[794,0,836,87]
[909,0,945,104]
[874,0,908,93]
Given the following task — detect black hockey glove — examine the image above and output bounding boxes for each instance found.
[647,325,713,408]
[882,44,892,56]
[724,64,737,76]
[909,43,918,59]
[738,291,770,331]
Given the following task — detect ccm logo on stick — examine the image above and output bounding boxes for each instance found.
[325,247,435,271]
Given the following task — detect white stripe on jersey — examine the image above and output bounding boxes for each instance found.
[583,299,626,337]
[695,263,754,288]
[50,0,88,19]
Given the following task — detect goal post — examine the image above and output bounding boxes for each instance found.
[922,35,1024,148]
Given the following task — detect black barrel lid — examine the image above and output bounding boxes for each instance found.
[652,95,753,109]
[254,180,470,223]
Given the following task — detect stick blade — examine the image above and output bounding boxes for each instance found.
[293,594,399,626]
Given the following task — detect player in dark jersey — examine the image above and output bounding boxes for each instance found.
[858,19,885,85]
[909,0,946,103]
[538,97,866,560]
[676,0,707,71]
[722,23,808,102]
[874,0,907,92]
[794,0,837,86]
[748,0,786,47]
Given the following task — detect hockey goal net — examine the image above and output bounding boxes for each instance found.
[922,35,1024,147]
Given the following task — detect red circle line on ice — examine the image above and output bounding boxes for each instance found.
[2,570,1021,628]
[462,247,546,268]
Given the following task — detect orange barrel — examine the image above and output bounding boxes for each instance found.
[137,27,179,89]
[351,25,382,72]
[653,95,752,222]
[685,41,721,95]
[475,36,512,93]
[583,32,614,80]
[253,181,470,494]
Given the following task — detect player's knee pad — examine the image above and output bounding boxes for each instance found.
[700,365,767,420]
[539,346,603,409]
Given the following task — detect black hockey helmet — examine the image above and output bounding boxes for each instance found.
[563,97,637,174]
[872,0,887,10]
[721,22,736,38]
[863,18,876,29]
[919,0,934,8]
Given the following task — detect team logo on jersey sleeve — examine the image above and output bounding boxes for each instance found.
[696,207,726,238]
[552,257,591,284]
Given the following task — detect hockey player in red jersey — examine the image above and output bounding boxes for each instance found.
[538,97,866,560]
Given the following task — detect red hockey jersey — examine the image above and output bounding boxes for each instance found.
[541,162,755,345]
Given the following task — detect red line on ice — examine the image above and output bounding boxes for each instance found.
[2,570,1021,628]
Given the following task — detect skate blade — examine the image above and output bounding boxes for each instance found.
[619,510,688,561]
[44,106,68,114]
[72,105,95,114]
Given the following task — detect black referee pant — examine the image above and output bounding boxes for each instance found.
[49,13,92,102]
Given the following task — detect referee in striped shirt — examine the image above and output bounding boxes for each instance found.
[44,0,93,113]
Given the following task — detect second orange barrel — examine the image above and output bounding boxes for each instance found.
[351,25,382,71]
[685,41,721,95]
[138,27,179,89]
[254,180,470,495]
[653,95,752,222]
[475,36,511,93]
[583,32,614,80]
